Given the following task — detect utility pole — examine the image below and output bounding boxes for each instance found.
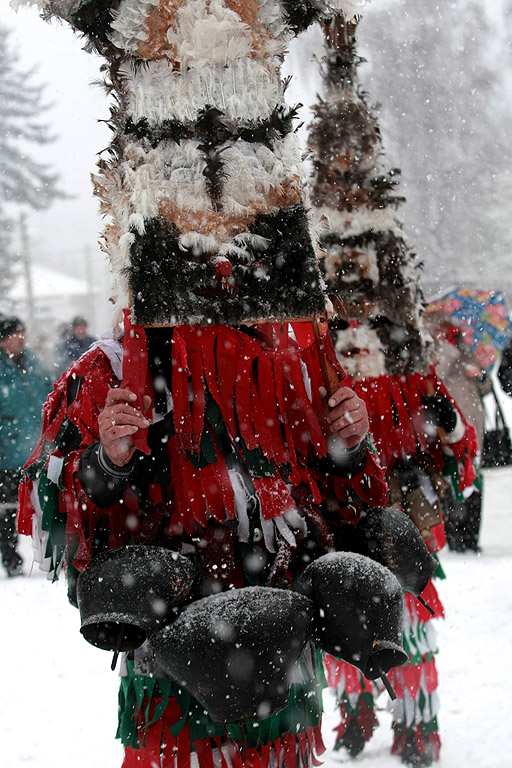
[19,212,35,333]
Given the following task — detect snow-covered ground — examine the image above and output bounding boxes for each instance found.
[1,466,511,768]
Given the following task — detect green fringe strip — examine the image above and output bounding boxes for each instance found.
[117,656,324,750]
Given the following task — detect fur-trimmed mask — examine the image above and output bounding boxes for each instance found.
[14,0,371,325]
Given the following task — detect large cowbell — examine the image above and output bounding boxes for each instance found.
[301,552,407,679]
[149,586,314,724]
[76,545,196,651]
[335,506,438,596]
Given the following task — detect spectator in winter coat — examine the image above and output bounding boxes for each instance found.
[55,316,96,375]
[428,318,490,552]
[0,315,52,576]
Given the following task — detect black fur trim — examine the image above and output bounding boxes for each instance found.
[322,230,415,289]
[70,0,122,43]
[280,0,321,35]
[123,105,299,150]
[126,206,326,326]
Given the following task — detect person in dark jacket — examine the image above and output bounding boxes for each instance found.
[55,316,96,375]
[498,336,512,396]
[0,315,52,576]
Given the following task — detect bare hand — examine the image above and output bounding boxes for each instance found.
[323,386,369,449]
[463,363,483,380]
[98,388,152,467]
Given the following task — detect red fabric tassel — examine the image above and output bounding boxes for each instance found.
[357,699,378,742]
[413,724,426,755]
[273,354,298,468]
[291,321,315,349]
[169,439,208,531]
[351,370,478,484]
[195,738,215,768]
[257,354,289,465]
[214,328,239,440]
[200,461,231,524]
[423,657,439,695]
[171,330,193,452]
[297,732,308,766]
[405,579,444,622]
[395,664,423,699]
[177,720,191,768]
[390,724,408,756]
[332,704,348,739]
[282,732,298,768]
[121,310,150,455]
[309,725,326,765]
[186,333,206,453]
[252,476,296,521]
[213,738,229,768]
[227,742,244,768]
[235,349,258,450]
[429,730,442,760]
[17,478,36,537]
[286,351,326,456]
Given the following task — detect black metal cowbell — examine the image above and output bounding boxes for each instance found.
[76,545,196,651]
[301,551,407,679]
[149,586,314,724]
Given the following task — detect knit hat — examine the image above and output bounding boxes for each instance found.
[0,316,25,340]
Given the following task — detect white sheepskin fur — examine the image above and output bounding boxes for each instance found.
[335,325,386,378]
[313,205,404,241]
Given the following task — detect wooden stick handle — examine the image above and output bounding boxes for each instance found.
[312,314,344,397]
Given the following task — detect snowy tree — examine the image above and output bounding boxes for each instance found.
[358,0,512,296]
[0,24,62,294]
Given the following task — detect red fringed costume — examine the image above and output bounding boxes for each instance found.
[20,319,389,768]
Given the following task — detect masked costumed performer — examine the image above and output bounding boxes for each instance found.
[12,2,421,767]
[305,15,479,766]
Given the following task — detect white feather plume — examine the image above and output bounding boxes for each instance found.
[118,54,283,126]
[109,0,159,54]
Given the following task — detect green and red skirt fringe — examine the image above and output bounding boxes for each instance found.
[118,659,325,768]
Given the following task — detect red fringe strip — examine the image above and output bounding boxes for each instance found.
[357,700,379,742]
[332,701,378,743]
[405,579,444,622]
[121,310,150,455]
[391,724,441,762]
[121,699,325,768]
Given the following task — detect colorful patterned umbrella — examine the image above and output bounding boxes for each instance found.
[425,289,512,371]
